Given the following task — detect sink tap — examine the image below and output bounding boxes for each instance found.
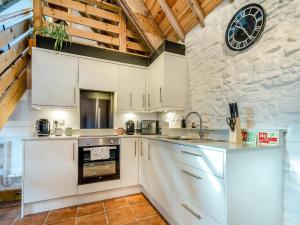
[185,112,205,141]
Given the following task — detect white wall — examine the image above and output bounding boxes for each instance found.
[184,0,300,224]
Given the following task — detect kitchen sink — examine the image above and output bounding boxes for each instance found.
[158,136,227,143]
[158,136,200,141]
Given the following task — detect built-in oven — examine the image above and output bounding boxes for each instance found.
[78,137,120,185]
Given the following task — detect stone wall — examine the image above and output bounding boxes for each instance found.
[184,0,300,224]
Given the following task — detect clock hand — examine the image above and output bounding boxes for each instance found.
[236,25,251,39]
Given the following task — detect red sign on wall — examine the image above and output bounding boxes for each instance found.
[258,132,279,146]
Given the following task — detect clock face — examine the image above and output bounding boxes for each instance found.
[225,4,266,51]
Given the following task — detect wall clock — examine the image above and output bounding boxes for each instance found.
[225,3,266,51]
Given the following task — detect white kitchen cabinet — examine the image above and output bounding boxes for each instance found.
[147,52,187,111]
[139,138,151,192]
[173,190,221,225]
[147,56,163,110]
[148,141,174,217]
[79,58,117,92]
[32,48,79,108]
[120,138,139,187]
[139,140,173,216]
[23,139,78,203]
[116,65,134,111]
[173,161,225,224]
[116,66,147,111]
[133,68,147,111]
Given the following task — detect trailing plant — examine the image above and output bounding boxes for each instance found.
[35,21,71,52]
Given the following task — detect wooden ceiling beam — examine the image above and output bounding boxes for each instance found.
[116,0,164,52]
[157,0,185,41]
[186,0,205,28]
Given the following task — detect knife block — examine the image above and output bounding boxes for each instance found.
[228,117,243,143]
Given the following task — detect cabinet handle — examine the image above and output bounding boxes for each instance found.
[148,94,150,107]
[72,143,75,161]
[148,143,151,160]
[181,151,202,158]
[181,170,202,180]
[143,94,145,108]
[74,87,76,104]
[130,93,132,107]
[140,142,143,156]
[181,204,202,220]
[134,141,137,156]
[160,87,163,103]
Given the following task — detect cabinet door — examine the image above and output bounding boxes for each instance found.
[163,54,187,109]
[148,56,163,110]
[120,138,139,187]
[116,65,134,110]
[32,49,79,107]
[139,139,151,192]
[133,68,146,111]
[149,141,174,216]
[79,58,117,92]
[23,140,78,203]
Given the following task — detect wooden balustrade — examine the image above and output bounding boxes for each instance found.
[34,0,150,56]
[0,9,32,129]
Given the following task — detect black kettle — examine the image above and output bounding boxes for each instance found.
[36,119,50,136]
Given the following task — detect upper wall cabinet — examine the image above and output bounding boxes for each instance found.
[147,53,187,111]
[79,58,117,92]
[32,48,79,108]
[116,65,147,112]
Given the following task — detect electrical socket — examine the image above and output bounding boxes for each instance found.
[53,120,65,126]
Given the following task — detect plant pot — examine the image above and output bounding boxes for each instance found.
[28,38,36,55]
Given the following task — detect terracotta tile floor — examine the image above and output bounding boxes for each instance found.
[0,194,169,225]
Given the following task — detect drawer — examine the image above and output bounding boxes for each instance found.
[173,190,222,225]
[173,162,225,224]
[173,145,224,177]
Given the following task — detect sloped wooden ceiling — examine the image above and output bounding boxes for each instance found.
[143,0,225,42]
[34,0,228,55]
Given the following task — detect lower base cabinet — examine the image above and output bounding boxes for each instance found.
[173,190,221,225]
[139,140,174,218]
[23,140,78,203]
[120,138,139,187]
[173,161,225,224]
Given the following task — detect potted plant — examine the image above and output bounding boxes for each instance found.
[30,21,71,53]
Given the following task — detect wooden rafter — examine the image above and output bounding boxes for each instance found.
[157,0,185,41]
[186,0,205,28]
[144,0,226,42]
[116,0,164,52]
[119,9,127,52]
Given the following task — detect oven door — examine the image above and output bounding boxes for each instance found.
[78,145,120,185]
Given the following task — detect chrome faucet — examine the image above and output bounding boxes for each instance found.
[186,112,205,141]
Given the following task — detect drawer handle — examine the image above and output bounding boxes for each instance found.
[181,150,202,157]
[181,170,202,180]
[181,204,202,220]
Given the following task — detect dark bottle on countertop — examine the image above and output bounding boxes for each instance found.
[181,118,186,128]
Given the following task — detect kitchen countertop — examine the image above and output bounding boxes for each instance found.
[23,134,283,152]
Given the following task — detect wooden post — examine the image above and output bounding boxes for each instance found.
[119,9,127,52]
[33,0,42,30]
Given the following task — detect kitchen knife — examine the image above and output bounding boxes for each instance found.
[234,103,239,118]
